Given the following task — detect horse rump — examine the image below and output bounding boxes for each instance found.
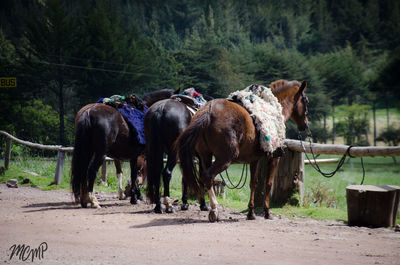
[176,110,211,197]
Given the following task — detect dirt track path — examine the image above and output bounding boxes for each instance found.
[1,184,399,265]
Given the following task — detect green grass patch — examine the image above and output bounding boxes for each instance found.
[1,155,399,224]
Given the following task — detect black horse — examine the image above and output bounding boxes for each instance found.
[145,95,210,213]
[71,89,178,208]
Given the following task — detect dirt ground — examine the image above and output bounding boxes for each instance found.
[1,184,399,265]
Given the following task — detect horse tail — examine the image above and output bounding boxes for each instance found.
[71,109,92,202]
[144,111,164,204]
[176,110,210,197]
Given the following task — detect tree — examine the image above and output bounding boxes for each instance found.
[335,104,371,146]
[20,0,78,145]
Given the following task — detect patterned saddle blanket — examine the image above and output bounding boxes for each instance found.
[228,84,285,154]
[97,95,148,145]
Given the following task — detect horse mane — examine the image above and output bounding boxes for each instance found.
[269,80,301,99]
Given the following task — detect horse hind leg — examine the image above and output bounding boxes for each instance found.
[203,157,232,222]
[86,153,105,208]
[197,155,210,211]
[162,155,176,213]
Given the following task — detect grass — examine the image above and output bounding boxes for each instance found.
[1,154,398,224]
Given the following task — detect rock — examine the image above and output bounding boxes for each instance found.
[22,178,31,184]
[6,179,18,188]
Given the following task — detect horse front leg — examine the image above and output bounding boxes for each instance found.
[114,160,126,200]
[263,157,280,219]
[197,156,209,211]
[247,161,259,220]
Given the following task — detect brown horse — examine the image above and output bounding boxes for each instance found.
[71,89,178,208]
[177,80,309,222]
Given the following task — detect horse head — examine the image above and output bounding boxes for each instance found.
[292,80,309,132]
[126,94,145,111]
[270,80,310,133]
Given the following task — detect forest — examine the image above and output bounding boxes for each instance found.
[0,0,399,147]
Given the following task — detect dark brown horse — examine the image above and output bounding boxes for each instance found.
[177,80,309,222]
[71,89,178,208]
[144,96,210,213]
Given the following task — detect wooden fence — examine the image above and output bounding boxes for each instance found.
[258,140,400,206]
[1,130,400,198]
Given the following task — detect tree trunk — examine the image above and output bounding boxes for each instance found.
[332,105,335,144]
[323,113,327,144]
[58,80,65,146]
[373,102,377,146]
[347,185,400,227]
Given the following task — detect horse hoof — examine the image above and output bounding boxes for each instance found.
[166,206,174,213]
[200,204,209,211]
[137,194,144,201]
[130,196,138,205]
[181,203,189,211]
[208,210,218,223]
[264,208,273,219]
[154,206,162,214]
[247,213,256,220]
[264,214,274,220]
[92,203,101,209]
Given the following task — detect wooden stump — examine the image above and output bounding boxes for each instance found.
[346,185,400,227]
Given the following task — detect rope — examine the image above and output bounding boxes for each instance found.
[298,133,366,184]
[218,164,248,189]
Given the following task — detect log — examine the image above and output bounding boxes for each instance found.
[285,139,400,157]
[346,185,400,227]
[304,158,339,164]
[0,130,73,152]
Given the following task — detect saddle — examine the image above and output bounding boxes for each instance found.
[170,94,199,115]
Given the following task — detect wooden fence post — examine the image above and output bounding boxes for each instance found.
[5,138,12,170]
[271,149,304,205]
[54,151,65,185]
[254,148,304,208]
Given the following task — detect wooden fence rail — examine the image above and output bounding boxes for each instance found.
[1,130,400,189]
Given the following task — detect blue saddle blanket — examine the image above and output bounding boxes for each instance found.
[118,105,148,145]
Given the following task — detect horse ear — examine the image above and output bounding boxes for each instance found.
[299,80,307,93]
[174,88,181,94]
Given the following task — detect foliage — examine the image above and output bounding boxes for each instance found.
[334,104,371,145]
[377,125,400,146]
[0,0,399,145]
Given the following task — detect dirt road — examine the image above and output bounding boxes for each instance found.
[1,184,399,264]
